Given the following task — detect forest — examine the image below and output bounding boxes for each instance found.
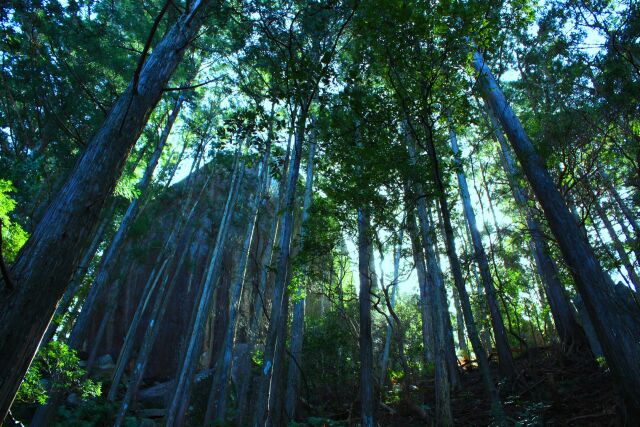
[0,0,639,426]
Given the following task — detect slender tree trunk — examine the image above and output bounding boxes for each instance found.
[405,138,460,390]
[357,208,376,427]
[165,151,246,426]
[611,206,640,264]
[109,156,215,409]
[69,96,183,352]
[599,168,640,238]
[472,50,640,418]
[379,231,403,387]
[284,137,317,420]
[590,191,640,289]
[417,206,453,426]
[31,98,183,426]
[428,205,463,390]
[405,202,435,364]
[253,105,308,427]
[39,211,111,348]
[447,118,516,379]
[205,145,272,424]
[485,104,587,351]
[437,197,506,422]
[451,287,469,359]
[250,115,295,339]
[267,280,291,427]
[112,233,198,426]
[0,4,211,417]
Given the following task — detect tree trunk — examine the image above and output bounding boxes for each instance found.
[379,231,403,387]
[165,151,246,426]
[472,49,640,418]
[447,117,516,379]
[250,115,295,339]
[451,287,469,359]
[205,145,272,424]
[357,208,376,427]
[486,103,586,351]
[284,137,317,420]
[417,205,453,426]
[405,138,461,391]
[599,167,640,238]
[253,106,308,427]
[109,157,216,409]
[590,191,640,290]
[68,96,183,351]
[112,232,198,426]
[38,210,111,348]
[0,4,210,417]
[405,202,435,365]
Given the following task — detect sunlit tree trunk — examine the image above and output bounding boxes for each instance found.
[405,201,435,365]
[599,167,640,239]
[447,117,515,379]
[485,103,586,351]
[250,114,295,339]
[405,139,460,392]
[590,191,640,290]
[379,231,403,387]
[472,50,640,418]
[0,4,211,417]
[417,205,453,426]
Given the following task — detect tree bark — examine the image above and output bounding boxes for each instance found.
[0,3,209,415]
[485,103,586,351]
[253,106,308,427]
[205,144,272,424]
[405,202,435,365]
[379,231,403,387]
[447,117,516,379]
[357,208,376,427]
[472,49,640,418]
[284,137,317,420]
[165,151,245,426]
[590,191,640,290]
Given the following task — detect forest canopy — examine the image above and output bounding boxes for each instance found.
[0,0,639,426]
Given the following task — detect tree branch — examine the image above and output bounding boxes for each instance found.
[133,0,172,95]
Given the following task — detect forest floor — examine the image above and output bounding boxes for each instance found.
[8,346,619,426]
[375,346,618,426]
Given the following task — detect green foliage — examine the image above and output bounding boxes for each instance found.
[113,173,142,201]
[0,180,28,262]
[251,348,264,367]
[16,341,101,405]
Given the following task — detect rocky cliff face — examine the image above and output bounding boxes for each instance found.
[87,161,274,381]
